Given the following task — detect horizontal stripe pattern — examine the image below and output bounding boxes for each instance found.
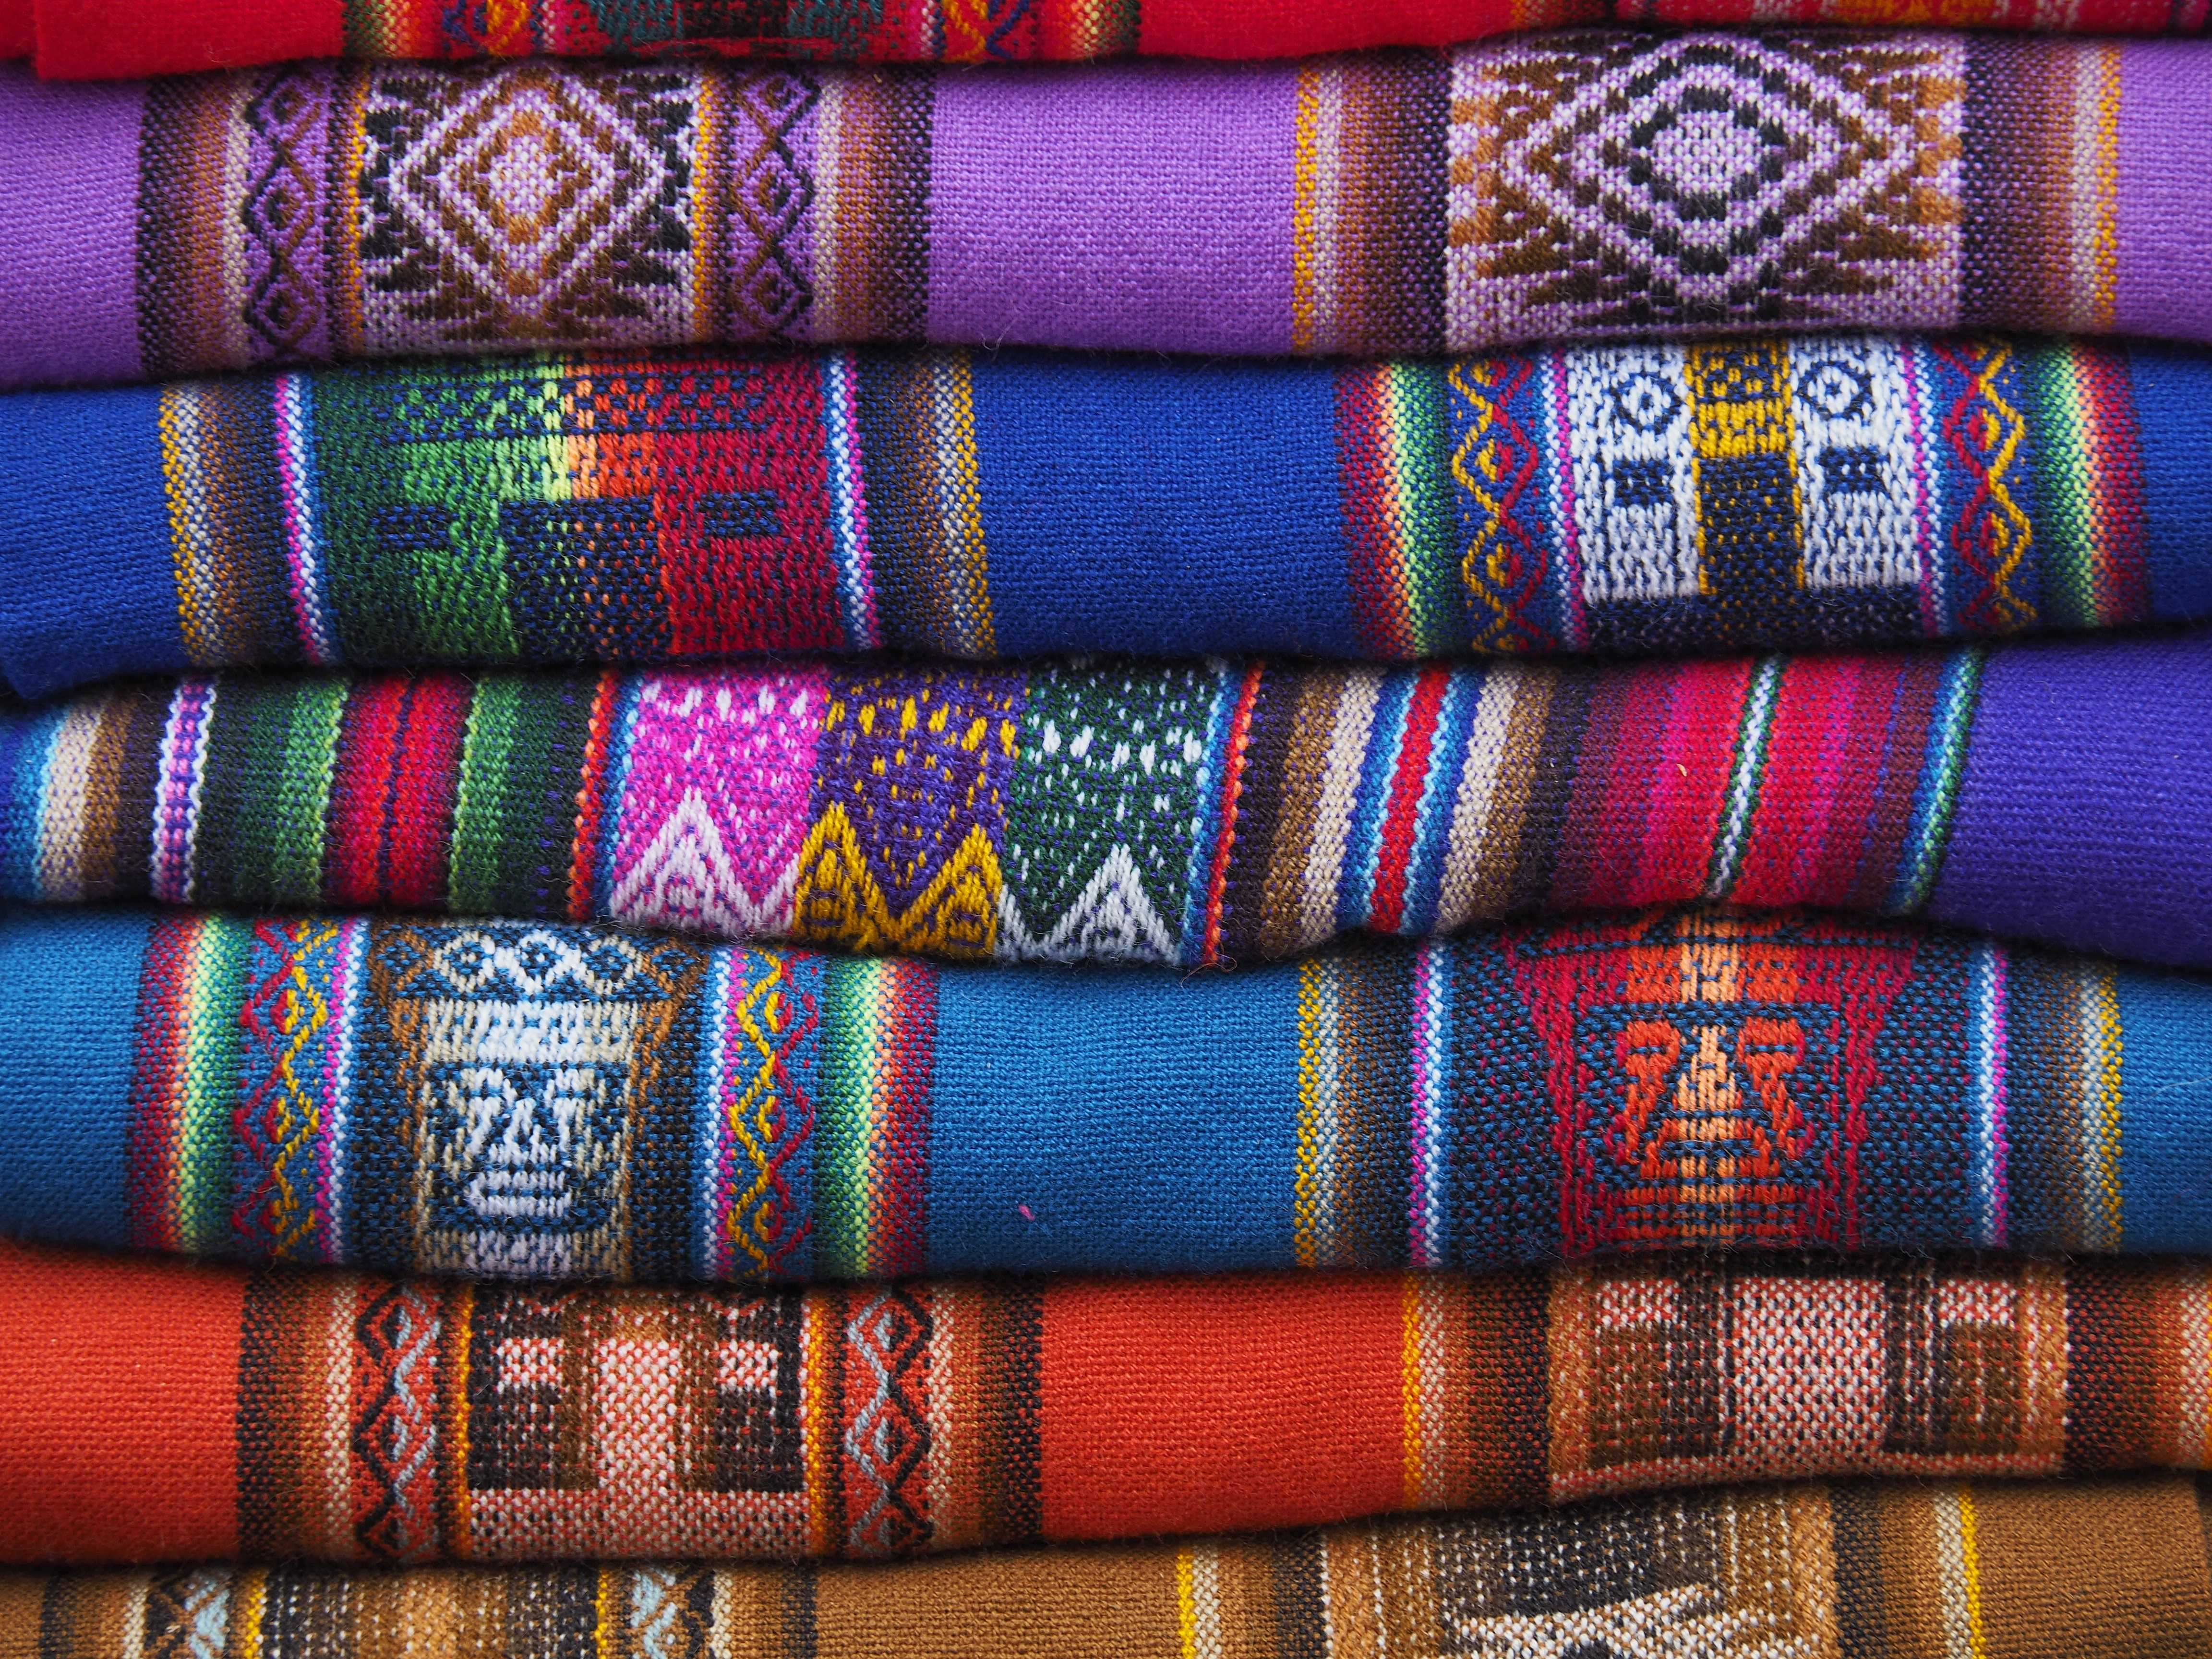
[18,0,2212,81]
[11,1474,2212,1659]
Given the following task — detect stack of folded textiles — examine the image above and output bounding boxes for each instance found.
[0,2,2209,1655]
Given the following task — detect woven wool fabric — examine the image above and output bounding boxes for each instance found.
[3,36,2210,389]
[0,1240,2209,1563]
[9,338,2212,699]
[0,0,1595,76]
[7,0,2208,78]
[6,904,2204,1280]
[5,633,2210,967]
[7,1479,2210,1659]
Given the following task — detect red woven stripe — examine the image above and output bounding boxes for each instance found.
[1199,663,1265,966]
[875,959,936,1279]
[2080,347,2152,626]
[123,914,199,1255]
[1635,659,1751,905]
[1735,655,1863,910]
[1367,667,1449,933]
[324,680,408,911]
[567,672,622,922]
[380,673,471,910]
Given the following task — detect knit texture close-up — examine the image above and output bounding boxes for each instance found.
[0,0,2209,1649]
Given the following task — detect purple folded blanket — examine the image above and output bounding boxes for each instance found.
[2,32,2208,386]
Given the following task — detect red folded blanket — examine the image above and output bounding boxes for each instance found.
[4,0,2206,77]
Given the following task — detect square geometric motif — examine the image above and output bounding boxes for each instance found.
[462,1285,810,1560]
[1552,1257,2068,1502]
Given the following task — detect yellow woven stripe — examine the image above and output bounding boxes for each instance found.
[445,1284,478,1558]
[691,76,721,335]
[159,385,221,666]
[804,1289,837,1556]
[1958,1486,1987,1659]
[2071,45,2123,333]
[1934,1483,1988,1659]
[231,1568,268,1659]
[931,354,998,658]
[1290,64,1322,356]
[2087,965,2125,1250]
[1175,1546,1200,1659]
[1293,956,1329,1268]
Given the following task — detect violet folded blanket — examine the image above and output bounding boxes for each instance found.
[1,632,2208,969]
[3,33,2211,388]
[0,904,2202,1281]
[8,338,2212,697]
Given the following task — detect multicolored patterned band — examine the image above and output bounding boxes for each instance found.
[3,905,2191,1281]
[0,650,1966,961]
[6,631,2211,968]
[3,35,2209,387]
[8,0,2209,80]
[11,1477,2212,1659]
[2,1239,2210,1563]
[10,336,2210,697]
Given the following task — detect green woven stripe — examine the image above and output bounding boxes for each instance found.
[272,678,346,901]
[450,677,523,916]
[813,955,883,1281]
[477,671,598,920]
[178,914,254,1256]
[1391,360,1465,657]
[193,679,335,907]
[1887,648,1986,916]
[2022,342,2096,632]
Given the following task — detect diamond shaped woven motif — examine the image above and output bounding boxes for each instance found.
[358,61,698,350]
[1447,34,1966,345]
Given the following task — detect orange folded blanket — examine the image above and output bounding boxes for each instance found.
[0,1239,2204,1565]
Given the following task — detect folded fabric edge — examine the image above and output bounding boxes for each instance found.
[0,1237,2205,1564]
[4,1475,2211,1658]
[1,902,2206,1280]
[12,0,2212,79]
[7,336,2212,695]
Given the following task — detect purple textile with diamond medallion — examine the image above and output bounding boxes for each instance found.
[0,34,2206,385]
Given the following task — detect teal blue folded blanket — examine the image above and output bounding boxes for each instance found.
[1,904,2202,1282]
[4,336,2211,697]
